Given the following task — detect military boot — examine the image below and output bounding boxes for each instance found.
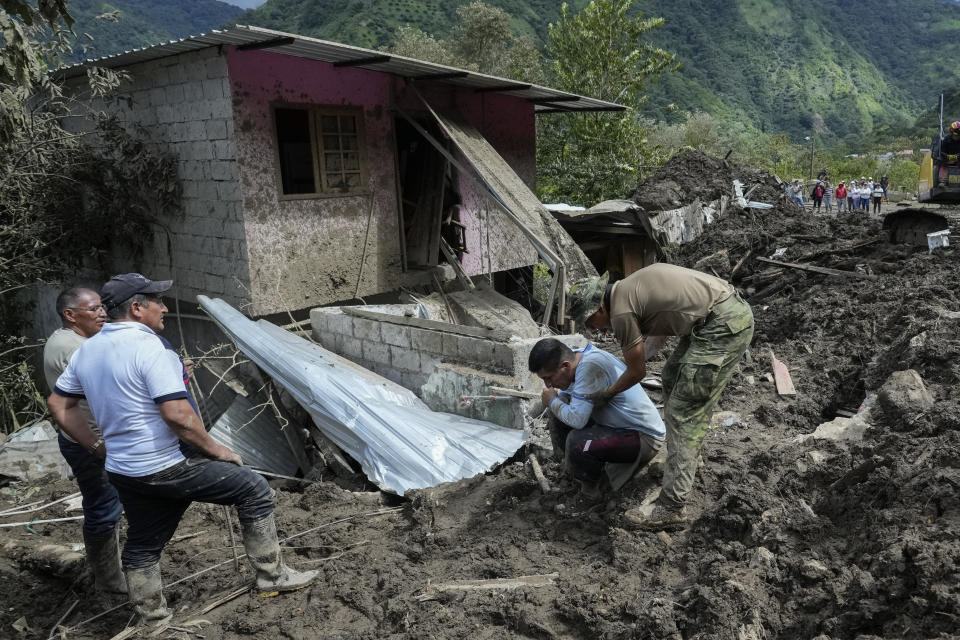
[241,514,318,592]
[125,563,172,626]
[83,527,127,595]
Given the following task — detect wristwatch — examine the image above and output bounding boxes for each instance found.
[88,437,105,454]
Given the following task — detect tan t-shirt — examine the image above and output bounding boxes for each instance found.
[43,327,101,441]
[610,263,734,350]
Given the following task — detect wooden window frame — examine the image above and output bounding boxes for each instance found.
[273,104,369,200]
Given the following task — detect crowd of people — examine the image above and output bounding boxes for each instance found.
[787,174,888,214]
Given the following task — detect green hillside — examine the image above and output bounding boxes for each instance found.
[239,0,960,140]
[64,0,242,61]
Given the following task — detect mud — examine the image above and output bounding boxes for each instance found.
[2,151,959,639]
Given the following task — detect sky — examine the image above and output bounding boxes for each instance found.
[220,0,267,8]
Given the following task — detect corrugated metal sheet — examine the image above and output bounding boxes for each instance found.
[55,25,623,114]
[210,394,299,476]
[197,296,526,494]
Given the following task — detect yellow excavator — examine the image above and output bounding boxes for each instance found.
[918,94,960,203]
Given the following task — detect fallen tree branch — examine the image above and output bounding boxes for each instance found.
[755,256,878,281]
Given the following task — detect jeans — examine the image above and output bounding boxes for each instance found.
[58,434,123,535]
[549,417,661,484]
[108,456,273,568]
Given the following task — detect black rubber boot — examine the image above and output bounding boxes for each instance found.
[83,527,127,595]
[125,563,172,626]
[241,515,318,592]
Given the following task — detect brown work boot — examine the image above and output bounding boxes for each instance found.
[624,501,688,530]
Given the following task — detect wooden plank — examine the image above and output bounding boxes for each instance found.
[488,386,538,399]
[770,351,796,396]
[308,426,357,479]
[439,237,475,290]
[416,573,559,602]
[730,249,752,278]
[755,256,878,280]
[341,306,511,342]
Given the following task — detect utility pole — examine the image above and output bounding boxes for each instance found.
[805,135,815,180]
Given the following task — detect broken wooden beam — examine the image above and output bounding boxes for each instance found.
[489,386,539,399]
[416,573,559,602]
[730,249,753,278]
[755,256,878,280]
[528,454,551,494]
[770,351,796,396]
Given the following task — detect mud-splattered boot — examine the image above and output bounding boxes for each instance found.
[241,515,318,593]
[83,527,127,595]
[624,501,688,530]
[125,563,172,626]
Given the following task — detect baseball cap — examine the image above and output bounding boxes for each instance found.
[100,273,172,310]
[567,272,610,327]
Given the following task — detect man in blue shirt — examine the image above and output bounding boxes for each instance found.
[48,273,317,626]
[528,338,665,498]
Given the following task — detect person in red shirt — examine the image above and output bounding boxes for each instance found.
[835,181,848,213]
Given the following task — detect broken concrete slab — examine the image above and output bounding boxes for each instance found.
[798,414,871,444]
[877,369,935,425]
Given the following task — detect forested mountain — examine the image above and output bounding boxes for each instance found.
[238,0,960,141]
[63,0,242,62]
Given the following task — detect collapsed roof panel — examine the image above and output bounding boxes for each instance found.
[425,108,598,282]
[198,296,527,494]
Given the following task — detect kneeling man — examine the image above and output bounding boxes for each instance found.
[528,338,665,497]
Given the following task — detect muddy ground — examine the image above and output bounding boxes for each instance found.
[2,152,959,639]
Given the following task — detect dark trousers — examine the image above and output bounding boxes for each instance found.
[549,417,659,483]
[108,456,273,569]
[58,434,123,535]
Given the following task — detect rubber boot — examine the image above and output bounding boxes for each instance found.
[83,527,127,595]
[125,563,172,626]
[241,515,318,592]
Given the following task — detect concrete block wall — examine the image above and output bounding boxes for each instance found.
[312,306,514,392]
[311,305,588,428]
[85,47,250,307]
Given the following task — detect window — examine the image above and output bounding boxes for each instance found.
[275,107,366,196]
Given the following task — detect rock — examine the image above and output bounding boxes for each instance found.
[908,331,928,349]
[806,450,828,465]
[877,369,934,425]
[749,546,776,571]
[694,250,731,277]
[800,559,831,580]
[800,415,870,443]
[711,411,744,429]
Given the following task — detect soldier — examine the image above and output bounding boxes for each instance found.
[567,264,753,529]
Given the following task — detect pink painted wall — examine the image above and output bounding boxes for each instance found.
[227,48,538,314]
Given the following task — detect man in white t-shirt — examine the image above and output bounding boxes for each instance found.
[48,273,317,625]
[42,286,126,595]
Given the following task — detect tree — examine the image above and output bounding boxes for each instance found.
[1,1,181,432]
[537,0,674,205]
[387,1,543,84]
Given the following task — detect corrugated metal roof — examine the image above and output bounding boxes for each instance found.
[54,25,624,114]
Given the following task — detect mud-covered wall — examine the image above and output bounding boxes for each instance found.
[228,50,539,314]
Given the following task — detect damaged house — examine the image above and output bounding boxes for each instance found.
[57,24,613,318]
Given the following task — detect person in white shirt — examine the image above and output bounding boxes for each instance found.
[49,273,317,626]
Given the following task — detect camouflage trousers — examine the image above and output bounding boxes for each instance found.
[659,292,754,509]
